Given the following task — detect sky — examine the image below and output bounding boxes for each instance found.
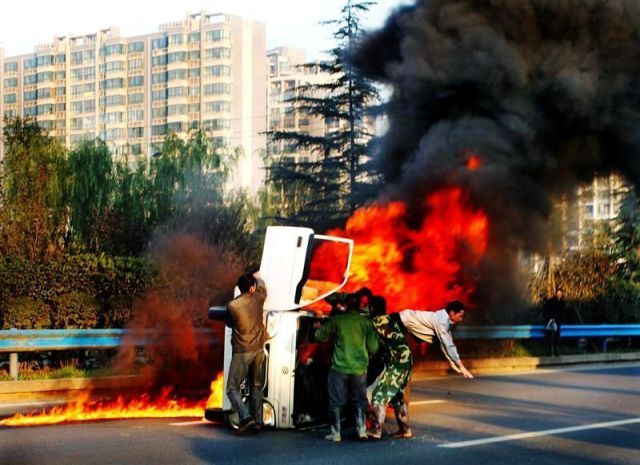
[0,0,411,59]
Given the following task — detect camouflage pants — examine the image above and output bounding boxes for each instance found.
[372,363,412,408]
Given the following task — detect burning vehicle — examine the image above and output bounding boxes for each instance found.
[205,226,354,429]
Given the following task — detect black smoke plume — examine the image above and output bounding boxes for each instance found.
[354,0,640,317]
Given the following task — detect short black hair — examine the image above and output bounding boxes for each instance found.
[370,296,387,317]
[446,300,465,313]
[356,287,373,298]
[345,293,359,312]
[237,274,257,293]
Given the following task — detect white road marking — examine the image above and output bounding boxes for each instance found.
[169,419,208,426]
[438,417,640,448]
[411,400,447,406]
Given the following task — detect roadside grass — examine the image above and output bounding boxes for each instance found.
[0,366,113,382]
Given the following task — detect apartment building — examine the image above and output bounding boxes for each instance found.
[267,47,332,162]
[0,12,266,192]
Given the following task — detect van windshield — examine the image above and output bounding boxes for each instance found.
[299,236,352,312]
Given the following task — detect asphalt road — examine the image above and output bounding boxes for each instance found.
[1,363,639,465]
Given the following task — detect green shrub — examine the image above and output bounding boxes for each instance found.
[1,297,51,329]
[102,294,134,328]
[51,292,100,329]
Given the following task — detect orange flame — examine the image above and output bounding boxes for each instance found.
[466,154,482,170]
[0,388,205,427]
[309,187,488,311]
[205,371,224,409]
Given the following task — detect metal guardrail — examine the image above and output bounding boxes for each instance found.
[1,325,638,380]
[0,328,217,380]
[455,324,640,340]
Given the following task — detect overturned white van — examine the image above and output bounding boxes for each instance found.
[205,226,354,429]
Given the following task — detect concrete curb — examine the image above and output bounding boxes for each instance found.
[0,375,143,395]
[412,351,640,378]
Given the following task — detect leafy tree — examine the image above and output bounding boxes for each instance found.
[265,0,381,229]
[66,139,114,252]
[0,117,68,261]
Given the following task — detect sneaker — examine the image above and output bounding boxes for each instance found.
[236,418,257,436]
[367,430,382,440]
[391,429,413,439]
[324,431,341,442]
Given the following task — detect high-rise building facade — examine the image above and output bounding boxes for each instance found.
[0,12,266,192]
[267,46,334,163]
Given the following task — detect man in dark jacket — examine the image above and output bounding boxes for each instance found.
[315,293,379,442]
[226,272,267,435]
[543,287,566,357]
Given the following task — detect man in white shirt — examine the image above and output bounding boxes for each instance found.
[398,301,474,379]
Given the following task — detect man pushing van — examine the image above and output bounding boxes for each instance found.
[226,271,267,435]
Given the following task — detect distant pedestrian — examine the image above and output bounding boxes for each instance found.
[543,287,566,357]
[226,272,267,435]
[315,293,379,442]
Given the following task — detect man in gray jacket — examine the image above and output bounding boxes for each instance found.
[226,271,267,435]
[390,301,474,437]
[398,300,474,379]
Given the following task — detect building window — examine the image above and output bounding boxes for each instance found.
[169,34,183,46]
[167,51,187,64]
[5,109,18,118]
[152,124,167,136]
[24,75,38,85]
[36,55,53,66]
[56,71,66,80]
[128,127,144,138]
[4,94,17,104]
[205,101,231,113]
[36,88,51,99]
[188,68,200,78]
[24,58,37,69]
[128,41,144,53]
[188,32,200,43]
[99,78,125,90]
[100,44,125,56]
[36,72,54,83]
[205,47,231,59]
[205,29,230,42]
[24,90,37,101]
[204,65,231,77]
[167,104,187,116]
[128,75,144,87]
[188,50,200,60]
[167,86,188,98]
[101,95,126,107]
[152,107,167,118]
[100,61,125,73]
[129,58,143,69]
[203,118,231,130]
[129,93,144,104]
[168,69,187,81]
[56,54,66,64]
[152,90,167,101]
[4,78,18,87]
[128,109,144,121]
[4,62,18,72]
[152,37,168,50]
[152,55,168,67]
[152,72,168,84]
[204,83,231,95]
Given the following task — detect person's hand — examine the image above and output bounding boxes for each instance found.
[460,366,474,379]
[253,271,262,279]
[304,358,313,366]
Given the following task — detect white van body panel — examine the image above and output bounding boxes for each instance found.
[259,226,314,311]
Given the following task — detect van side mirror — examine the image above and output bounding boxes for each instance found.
[208,306,227,321]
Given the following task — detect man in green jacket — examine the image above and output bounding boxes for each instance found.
[315,293,379,442]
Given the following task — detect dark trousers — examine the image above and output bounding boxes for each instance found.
[327,369,367,409]
[226,349,265,423]
[547,324,562,356]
